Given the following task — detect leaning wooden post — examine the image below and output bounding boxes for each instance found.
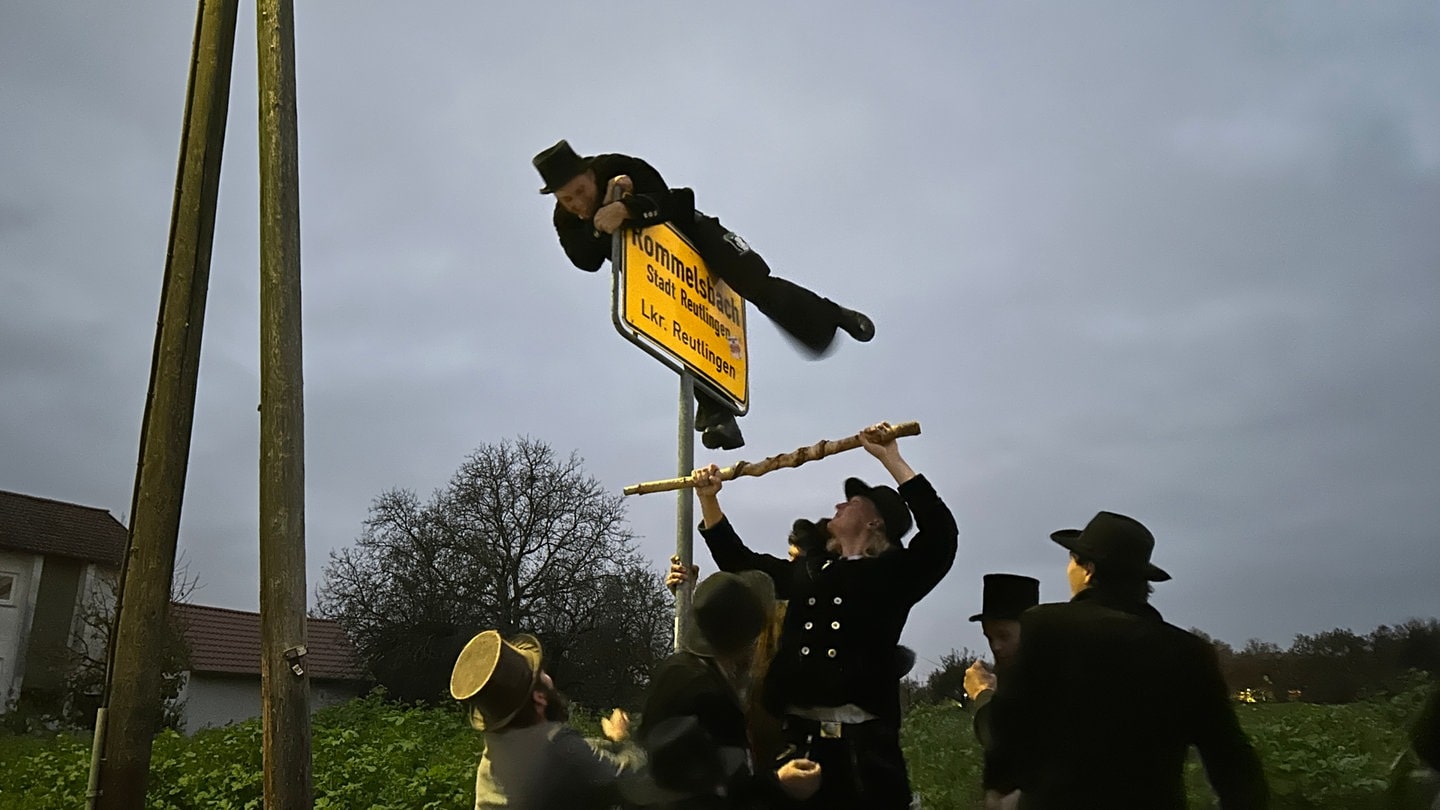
[93,1,239,806]
[257,0,311,806]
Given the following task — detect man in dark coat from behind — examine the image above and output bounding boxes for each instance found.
[983,511,1269,809]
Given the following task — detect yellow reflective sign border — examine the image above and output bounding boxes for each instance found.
[611,223,749,413]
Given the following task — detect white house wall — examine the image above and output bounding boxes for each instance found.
[177,673,365,734]
[0,550,43,710]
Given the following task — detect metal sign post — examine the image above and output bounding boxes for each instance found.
[611,221,747,650]
[673,372,696,651]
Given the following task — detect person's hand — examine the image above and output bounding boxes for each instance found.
[606,174,634,198]
[691,464,723,498]
[857,421,899,461]
[592,201,628,234]
[665,555,700,593]
[776,758,822,800]
[965,660,997,701]
[601,708,631,742]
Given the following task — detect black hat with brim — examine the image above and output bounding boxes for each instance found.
[533,139,593,194]
[844,477,913,547]
[685,571,776,658]
[968,573,1041,622]
[1051,511,1171,582]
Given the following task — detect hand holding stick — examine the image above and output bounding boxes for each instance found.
[623,421,921,496]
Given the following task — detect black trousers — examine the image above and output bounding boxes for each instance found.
[681,212,845,355]
[777,715,912,810]
[682,212,845,426]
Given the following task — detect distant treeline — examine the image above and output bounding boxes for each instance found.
[906,618,1440,708]
[1198,618,1440,704]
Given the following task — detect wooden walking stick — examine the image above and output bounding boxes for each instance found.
[624,421,921,496]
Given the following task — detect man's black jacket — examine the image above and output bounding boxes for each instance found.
[550,153,694,272]
[984,589,1269,809]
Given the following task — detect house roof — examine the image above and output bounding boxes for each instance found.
[0,489,127,567]
[171,602,368,682]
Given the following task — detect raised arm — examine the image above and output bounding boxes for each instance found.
[858,422,957,601]
[692,464,794,598]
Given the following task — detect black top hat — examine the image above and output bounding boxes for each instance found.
[968,573,1041,622]
[687,571,776,658]
[532,139,593,194]
[1050,511,1172,582]
[844,478,913,546]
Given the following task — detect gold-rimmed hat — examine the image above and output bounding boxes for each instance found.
[449,630,543,731]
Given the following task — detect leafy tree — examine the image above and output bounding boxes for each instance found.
[910,648,980,706]
[317,437,671,709]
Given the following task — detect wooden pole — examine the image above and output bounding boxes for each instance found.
[624,421,922,496]
[93,2,239,806]
[257,0,311,806]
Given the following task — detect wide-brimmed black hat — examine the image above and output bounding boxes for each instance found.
[968,573,1040,622]
[844,477,913,546]
[1051,511,1172,582]
[533,139,593,194]
[686,571,776,658]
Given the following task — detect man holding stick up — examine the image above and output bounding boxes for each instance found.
[690,422,959,809]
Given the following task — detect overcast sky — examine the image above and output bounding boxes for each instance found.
[3,2,1438,676]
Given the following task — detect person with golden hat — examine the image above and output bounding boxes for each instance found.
[450,630,642,809]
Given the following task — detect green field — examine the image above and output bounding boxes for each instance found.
[1,685,1432,809]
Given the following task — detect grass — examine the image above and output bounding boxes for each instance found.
[0,686,1430,809]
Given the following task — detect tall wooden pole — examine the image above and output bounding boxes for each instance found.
[92,1,238,806]
[257,0,311,806]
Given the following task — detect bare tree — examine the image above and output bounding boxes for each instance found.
[63,564,197,729]
[317,437,670,708]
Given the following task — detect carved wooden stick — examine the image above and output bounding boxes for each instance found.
[624,421,921,496]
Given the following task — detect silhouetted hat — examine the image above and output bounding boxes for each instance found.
[968,573,1040,622]
[533,139,593,194]
[844,477,913,546]
[788,518,831,557]
[1051,511,1172,582]
[687,571,775,658]
[449,630,542,731]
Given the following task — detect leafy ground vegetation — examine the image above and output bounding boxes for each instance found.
[1,682,1433,809]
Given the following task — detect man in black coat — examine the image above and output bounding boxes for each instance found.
[983,511,1269,809]
[964,574,1040,754]
[532,139,874,451]
[692,422,958,809]
[630,570,821,808]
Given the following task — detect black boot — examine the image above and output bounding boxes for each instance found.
[701,416,745,450]
[835,304,875,343]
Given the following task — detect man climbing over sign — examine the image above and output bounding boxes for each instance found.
[533,139,876,451]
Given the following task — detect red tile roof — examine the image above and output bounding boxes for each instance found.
[0,489,127,567]
[171,602,368,682]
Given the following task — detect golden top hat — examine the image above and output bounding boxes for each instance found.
[449,630,543,731]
